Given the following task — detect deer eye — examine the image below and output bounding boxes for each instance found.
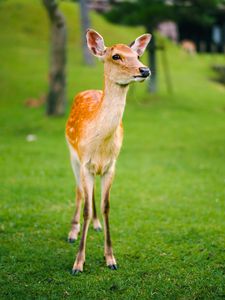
[137,55,140,60]
[112,54,121,60]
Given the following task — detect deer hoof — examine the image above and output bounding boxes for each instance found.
[94,227,102,232]
[68,238,76,243]
[93,219,102,232]
[71,269,82,275]
[108,264,118,270]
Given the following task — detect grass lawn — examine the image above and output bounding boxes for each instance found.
[0,0,225,299]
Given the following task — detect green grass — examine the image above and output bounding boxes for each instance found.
[0,0,225,299]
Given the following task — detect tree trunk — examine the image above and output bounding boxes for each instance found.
[80,0,93,65]
[43,0,67,116]
[146,27,157,93]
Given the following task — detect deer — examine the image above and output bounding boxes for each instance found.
[181,40,196,55]
[65,29,151,275]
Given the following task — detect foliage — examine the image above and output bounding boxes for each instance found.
[105,0,225,30]
[173,0,225,29]
[105,0,174,29]
[0,0,225,299]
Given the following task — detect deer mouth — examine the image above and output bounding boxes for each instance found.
[133,74,150,79]
[133,75,148,82]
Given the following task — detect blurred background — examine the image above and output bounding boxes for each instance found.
[0,0,225,299]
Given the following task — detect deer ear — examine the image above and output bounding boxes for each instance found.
[86,29,106,57]
[129,33,152,56]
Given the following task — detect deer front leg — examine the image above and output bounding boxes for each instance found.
[72,168,94,275]
[101,168,117,270]
[92,187,102,231]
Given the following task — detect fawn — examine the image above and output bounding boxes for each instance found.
[65,29,151,274]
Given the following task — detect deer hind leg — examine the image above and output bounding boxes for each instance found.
[92,187,102,231]
[101,167,117,270]
[68,145,83,243]
[72,167,94,274]
[68,186,82,243]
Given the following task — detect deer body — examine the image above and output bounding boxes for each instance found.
[65,30,151,274]
[66,84,126,175]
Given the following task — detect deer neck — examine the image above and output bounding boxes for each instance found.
[97,75,129,134]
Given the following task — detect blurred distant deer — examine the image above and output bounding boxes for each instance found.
[65,29,151,274]
[181,40,196,55]
[25,95,46,108]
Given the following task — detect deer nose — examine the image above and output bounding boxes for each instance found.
[139,67,150,77]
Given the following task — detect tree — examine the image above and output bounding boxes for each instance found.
[174,0,223,27]
[105,0,173,93]
[43,0,67,116]
[173,0,225,51]
[80,0,93,65]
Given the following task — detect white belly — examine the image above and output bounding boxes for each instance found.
[80,125,122,175]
